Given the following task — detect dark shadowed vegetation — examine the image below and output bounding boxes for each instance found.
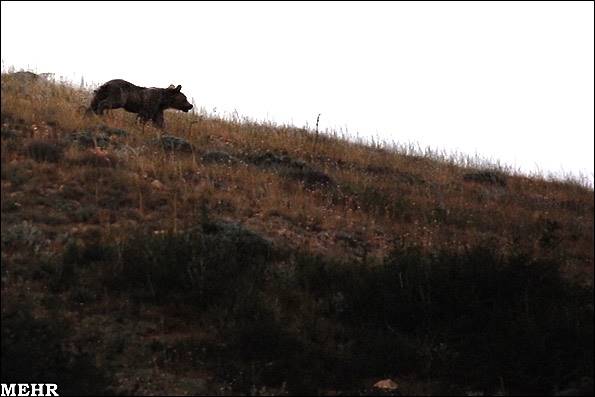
[1,70,593,395]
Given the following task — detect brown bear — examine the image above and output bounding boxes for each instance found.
[89,79,193,128]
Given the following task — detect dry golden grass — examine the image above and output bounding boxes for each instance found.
[1,71,593,279]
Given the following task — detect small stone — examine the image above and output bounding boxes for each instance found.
[151,180,166,190]
[373,379,399,390]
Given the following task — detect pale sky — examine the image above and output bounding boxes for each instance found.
[2,1,593,184]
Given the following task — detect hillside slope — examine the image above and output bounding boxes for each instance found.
[1,72,593,396]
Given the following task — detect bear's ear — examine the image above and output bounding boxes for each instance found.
[176,85,182,92]
[168,84,176,90]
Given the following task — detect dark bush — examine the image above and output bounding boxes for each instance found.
[63,240,114,267]
[290,254,423,388]
[25,139,64,163]
[1,301,111,395]
[88,221,592,395]
[303,243,595,394]
[106,221,273,309]
[224,295,299,362]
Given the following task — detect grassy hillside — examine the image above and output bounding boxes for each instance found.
[1,71,593,396]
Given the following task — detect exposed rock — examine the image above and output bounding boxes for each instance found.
[69,130,111,148]
[6,71,53,82]
[97,125,129,137]
[248,151,335,188]
[7,71,40,82]
[283,167,335,188]
[201,150,240,165]
[156,134,195,153]
[248,151,308,170]
[150,179,166,191]
[68,125,129,149]
[356,378,402,396]
[373,379,399,390]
